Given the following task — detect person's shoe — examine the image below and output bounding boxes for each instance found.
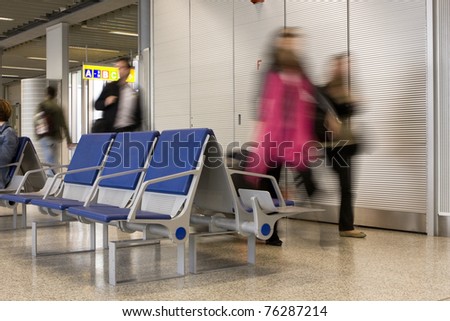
[265,238,283,246]
[339,230,366,238]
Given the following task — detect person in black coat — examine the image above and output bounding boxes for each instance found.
[322,53,365,238]
[94,57,142,133]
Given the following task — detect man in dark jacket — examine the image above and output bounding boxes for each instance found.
[94,57,142,132]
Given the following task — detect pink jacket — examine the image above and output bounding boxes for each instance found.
[247,71,316,177]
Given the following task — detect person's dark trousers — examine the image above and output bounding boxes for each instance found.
[264,165,316,245]
[262,165,283,198]
[326,145,356,232]
[295,167,316,198]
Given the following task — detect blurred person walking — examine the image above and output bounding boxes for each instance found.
[34,86,73,175]
[247,27,317,246]
[94,57,142,133]
[321,53,365,238]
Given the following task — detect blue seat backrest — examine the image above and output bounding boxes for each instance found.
[5,136,30,183]
[144,128,213,196]
[98,131,159,190]
[64,133,116,186]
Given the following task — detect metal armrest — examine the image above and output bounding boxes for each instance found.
[0,161,20,170]
[14,164,69,194]
[226,168,286,207]
[127,168,201,221]
[83,168,148,206]
[42,165,103,199]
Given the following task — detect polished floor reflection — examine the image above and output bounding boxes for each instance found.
[1,206,450,301]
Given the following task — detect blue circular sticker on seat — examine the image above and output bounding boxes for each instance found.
[261,223,271,236]
[175,227,187,240]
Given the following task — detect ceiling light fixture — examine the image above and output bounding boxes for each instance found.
[26,57,46,61]
[69,46,120,53]
[1,74,19,78]
[2,66,45,71]
[0,17,14,21]
[27,56,79,63]
[80,24,102,31]
[109,31,139,37]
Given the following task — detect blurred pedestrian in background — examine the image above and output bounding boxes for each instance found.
[34,86,73,175]
[94,57,142,133]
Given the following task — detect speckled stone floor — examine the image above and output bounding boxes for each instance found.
[1,205,450,301]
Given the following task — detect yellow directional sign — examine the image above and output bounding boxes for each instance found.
[82,64,135,82]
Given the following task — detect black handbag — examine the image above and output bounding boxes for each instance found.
[314,87,340,143]
[91,118,108,133]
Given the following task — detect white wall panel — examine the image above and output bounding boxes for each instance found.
[190,0,234,145]
[349,0,428,214]
[234,0,285,145]
[280,0,428,218]
[436,1,450,216]
[153,0,190,130]
[150,0,429,232]
[287,0,348,85]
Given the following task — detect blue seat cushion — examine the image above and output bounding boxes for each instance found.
[68,205,171,223]
[99,131,159,190]
[5,137,30,184]
[273,199,295,207]
[30,196,86,211]
[0,193,44,204]
[64,133,115,186]
[286,200,295,206]
[145,128,213,196]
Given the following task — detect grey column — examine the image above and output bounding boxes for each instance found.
[46,23,69,102]
[139,0,151,130]
[139,0,151,52]
[0,47,3,99]
[46,22,70,164]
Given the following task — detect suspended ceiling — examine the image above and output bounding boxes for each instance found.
[0,0,139,83]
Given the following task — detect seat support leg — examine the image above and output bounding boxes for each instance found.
[32,218,94,256]
[177,242,185,275]
[32,221,38,257]
[103,224,109,249]
[12,206,17,230]
[21,204,27,229]
[108,238,177,285]
[189,235,198,274]
[247,234,256,265]
[90,223,96,250]
[109,241,117,285]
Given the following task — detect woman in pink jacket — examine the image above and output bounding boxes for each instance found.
[247,28,317,246]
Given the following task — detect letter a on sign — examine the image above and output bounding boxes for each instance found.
[84,69,93,78]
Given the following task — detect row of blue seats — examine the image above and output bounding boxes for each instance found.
[0,128,318,284]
